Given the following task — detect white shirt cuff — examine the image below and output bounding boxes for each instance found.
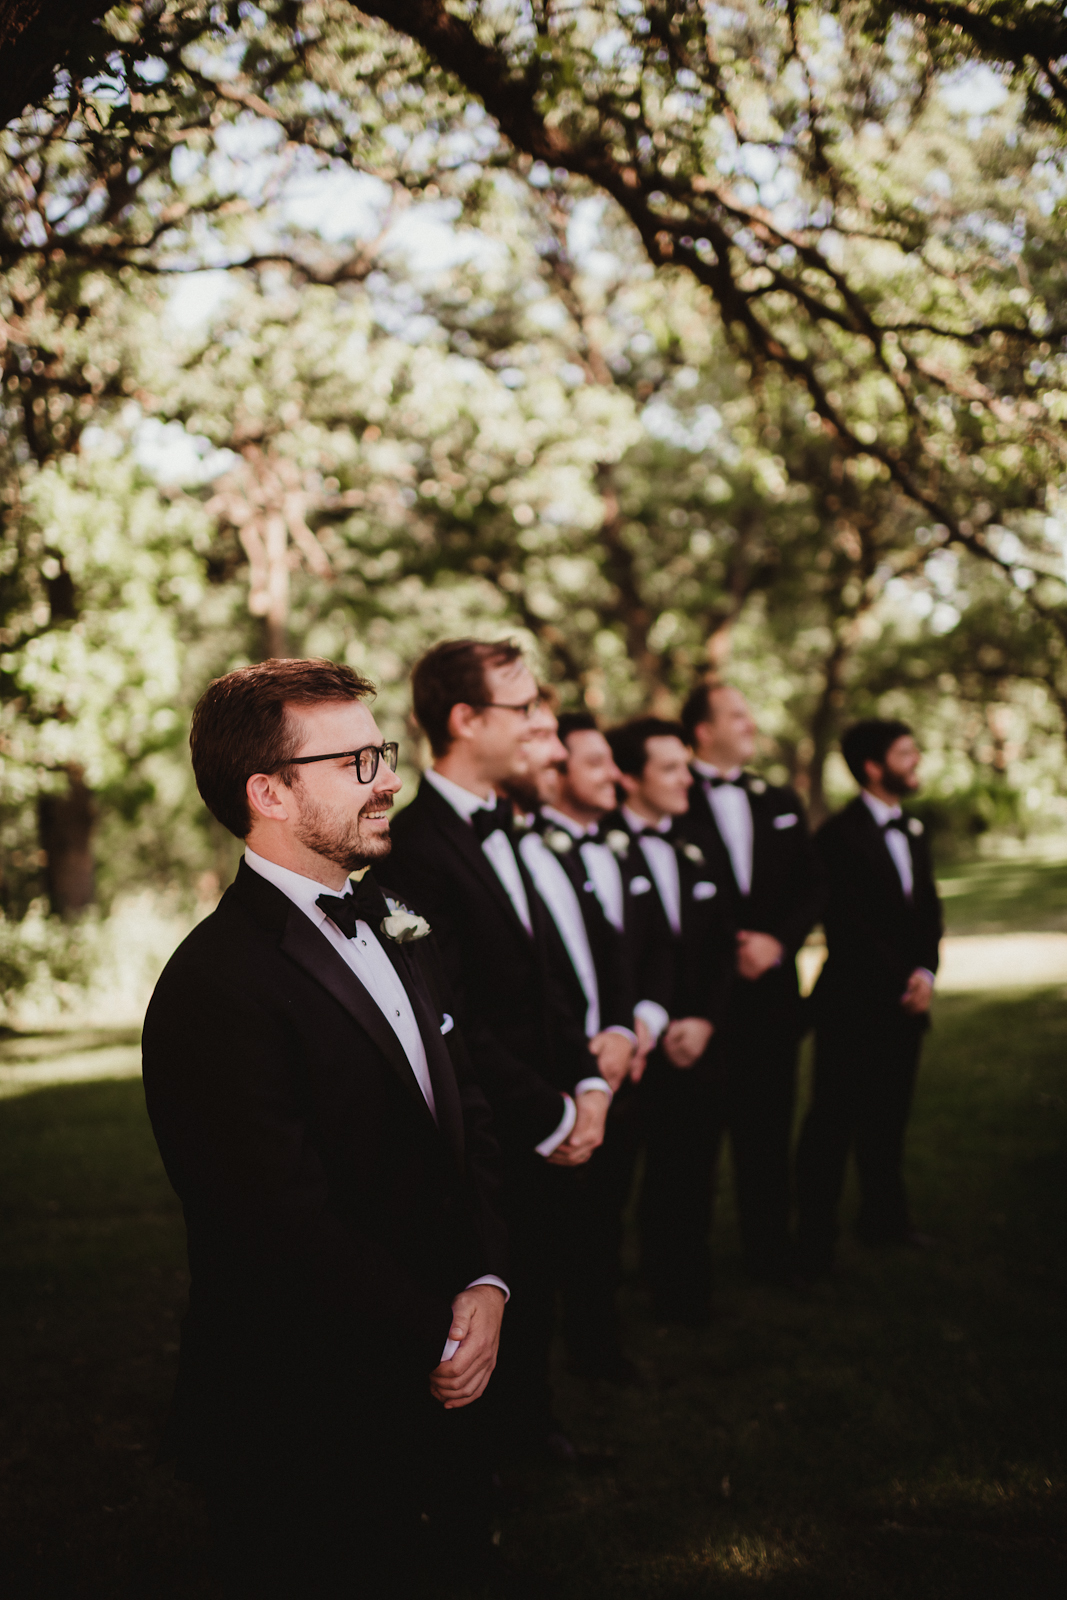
[440,1275,510,1361]
[575,1075,613,1102]
[635,999,670,1046]
[603,1024,637,1046]
[535,1092,576,1157]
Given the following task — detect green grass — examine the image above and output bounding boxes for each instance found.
[1,991,1065,1597]
[937,852,1067,935]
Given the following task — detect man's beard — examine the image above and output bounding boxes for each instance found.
[292,789,394,872]
[880,767,916,797]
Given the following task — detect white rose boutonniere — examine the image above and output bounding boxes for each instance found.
[605,829,630,858]
[679,840,705,865]
[907,817,924,837]
[542,828,574,855]
[380,898,432,943]
[748,777,767,795]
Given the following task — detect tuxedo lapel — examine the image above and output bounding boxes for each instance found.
[687,774,743,901]
[850,798,909,905]
[278,905,437,1130]
[418,780,533,942]
[379,937,466,1169]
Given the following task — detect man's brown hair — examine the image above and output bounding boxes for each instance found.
[680,679,731,747]
[190,658,376,838]
[411,638,524,757]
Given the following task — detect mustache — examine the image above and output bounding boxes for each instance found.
[360,793,395,817]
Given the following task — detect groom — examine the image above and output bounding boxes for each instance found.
[142,659,508,1596]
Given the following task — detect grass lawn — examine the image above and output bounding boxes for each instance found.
[1,987,1064,1597]
[936,851,1067,935]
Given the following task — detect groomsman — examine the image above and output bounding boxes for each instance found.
[680,681,822,1281]
[142,659,508,1596]
[796,719,942,1273]
[606,717,734,1326]
[509,710,643,1379]
[387,641,615,1457]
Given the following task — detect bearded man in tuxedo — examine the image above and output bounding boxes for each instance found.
[387,640,616,1459]
[141,659,508,1597]
[679,681,822,1282]
[796,719,942,1275]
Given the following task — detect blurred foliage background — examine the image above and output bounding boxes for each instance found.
[2,0,1067,1017]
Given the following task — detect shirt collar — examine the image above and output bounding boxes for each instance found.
[860,789,902,826]
[692,758,742,781]
[540,804,597,839]
[244,845,350,913]
[622,804,671,836]
[424,765,497,822]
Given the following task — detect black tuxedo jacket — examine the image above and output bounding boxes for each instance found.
[812,795,943,1021]
[607,811,733,1026]
[528,813,633,1035]
[142,860,506,1479]
[684,769,822,964]
[387,779,591,1150]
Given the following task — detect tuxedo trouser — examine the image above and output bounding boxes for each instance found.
[639,1054,720,1318]
[489,1155,583,1452]
[795,1008,924,1266]
[710,980,801,1276]
[563,1082,646,1363]
[202,1386,490,1596]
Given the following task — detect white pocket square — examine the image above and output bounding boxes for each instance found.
[773,813,798,829]
[440,1013,454,1035]
[629,875,652,895]
[692,881,718,900]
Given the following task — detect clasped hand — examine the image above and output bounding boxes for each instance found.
[546,1087,609,1167]
[429,1284,505,1410]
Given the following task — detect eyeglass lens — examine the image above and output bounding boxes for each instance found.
[357,742,399,782]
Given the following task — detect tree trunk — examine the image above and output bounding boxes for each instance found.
[38,766,96,916]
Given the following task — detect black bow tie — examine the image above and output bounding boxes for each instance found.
[316,872,388,939]
[471,796,514,844]
[881,815,909,834]
[634,823,674,842]
[705,773,744,789]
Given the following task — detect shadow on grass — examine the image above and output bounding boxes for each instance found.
[1,990,1065,1597]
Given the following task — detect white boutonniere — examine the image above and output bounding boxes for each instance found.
[605,829,630,858]
[542,828,574,855]
[907,817,924,837]
[629,874,653,895]
[380,898,432,943]
[748,777,767,795]
[679,840,705,865]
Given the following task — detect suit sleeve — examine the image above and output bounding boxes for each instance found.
[387,838,568,1147]
[142,958,453,1374]
[764,790,825,956]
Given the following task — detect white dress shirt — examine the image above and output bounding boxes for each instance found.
[519,830,602,1038]
[423,767,532,933]
[243,847,507,1346]
[541,805,624,933]
[624,806,681,934]
[692,758,754,896]
[423,769,577,1157]
[860,789,913,899]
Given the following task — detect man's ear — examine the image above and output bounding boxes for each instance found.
[447,702,478,744]
[246,771,293,824]
[617,771,639,801]
[862,757,883,789]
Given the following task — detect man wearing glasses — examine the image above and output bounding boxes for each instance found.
[389,639,614,1462]
[142,658,508,1596]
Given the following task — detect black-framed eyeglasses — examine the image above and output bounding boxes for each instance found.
[277,742,399,783]
[472,698,539,719]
